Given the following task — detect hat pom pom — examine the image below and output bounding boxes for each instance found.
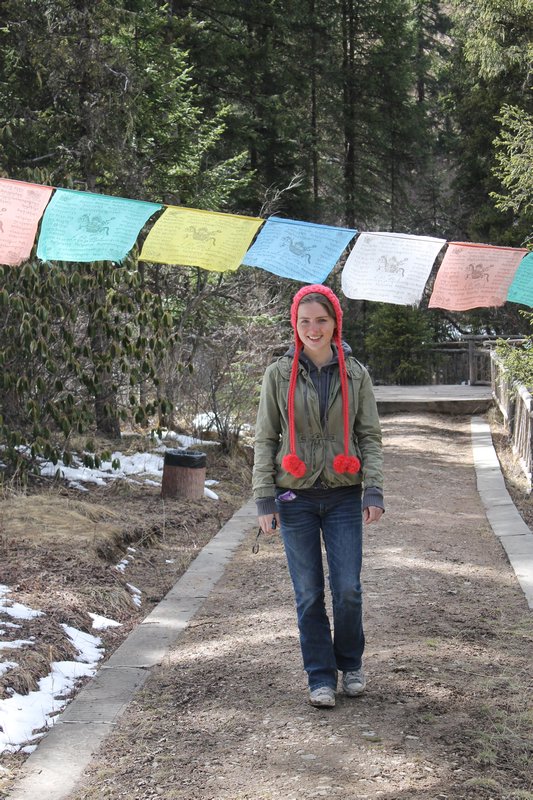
[333,454,361,475]
[282,454,307,478]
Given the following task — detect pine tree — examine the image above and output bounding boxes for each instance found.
[0,0,249,478]
[445,0,533,243]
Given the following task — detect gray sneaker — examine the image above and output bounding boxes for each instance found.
[309,686,336,708]
[342,668,366,696]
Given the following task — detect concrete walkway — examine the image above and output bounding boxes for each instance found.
[472,416,533,608]
[7,409,532,800]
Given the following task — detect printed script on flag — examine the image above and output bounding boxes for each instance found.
[341,232,446,305]
[507,252,533,307]
[0,179,53,266]
[36,189,162,263]
[428,242,529,311]
[241,216,357,283]
[139,207,264,272]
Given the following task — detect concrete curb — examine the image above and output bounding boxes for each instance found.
[7,499,257,800]
[471,416,533,610]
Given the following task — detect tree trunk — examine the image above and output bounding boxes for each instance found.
[91,286,121,440]
[342,0,357,228]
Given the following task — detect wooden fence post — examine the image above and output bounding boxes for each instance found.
[161,449,206,500]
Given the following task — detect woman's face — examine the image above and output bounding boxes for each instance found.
[296,301,336,359]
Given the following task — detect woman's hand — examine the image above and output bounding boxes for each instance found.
[257,513,281,534]
[364,506,384,524]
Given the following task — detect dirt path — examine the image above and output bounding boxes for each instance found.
[62,413,533,799]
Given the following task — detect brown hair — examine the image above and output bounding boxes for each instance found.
[297,292,336,321]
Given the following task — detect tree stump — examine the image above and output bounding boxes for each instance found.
[161,449,206,500]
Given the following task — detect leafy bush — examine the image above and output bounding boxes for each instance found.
[496,311,533,391]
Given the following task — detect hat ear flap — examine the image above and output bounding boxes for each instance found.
[283,338,307,477]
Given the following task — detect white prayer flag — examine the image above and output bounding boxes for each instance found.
[341,232,446,305]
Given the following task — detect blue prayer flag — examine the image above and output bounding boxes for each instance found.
[241,217,357,284]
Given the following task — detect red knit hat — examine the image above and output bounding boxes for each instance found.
[281,284,361,478]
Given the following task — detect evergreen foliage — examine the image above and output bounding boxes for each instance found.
[492,105,533,222]
[447,0,533,243]
[0,0,250,479]
[0,0,531,478]
[365,304,437,384]
[0,257,175,476]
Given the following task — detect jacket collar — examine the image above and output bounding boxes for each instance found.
[278,341,355,379]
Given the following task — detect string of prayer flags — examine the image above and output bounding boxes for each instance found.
[428,242,529,311]
[0,179,53,266]
[241,216,357,284]
[139,206,263,272]
[507,251,533,307]
[36,189,162,263]
[3,174,531,317]
[341,232,446,305]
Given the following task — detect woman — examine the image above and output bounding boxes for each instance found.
[253,283,384,708]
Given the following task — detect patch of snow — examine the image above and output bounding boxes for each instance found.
[192,413,216,430]
[0,619,105,754]
[35,436,223,494]
[0,659,97,753]
[126,584,142,608]
[0,599,44,621]
[40,462,108,486]
[61,625,104,664]
[88,613,122,631]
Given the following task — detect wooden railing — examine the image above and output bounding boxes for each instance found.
[369,336,492,386]
[490,350,533,490]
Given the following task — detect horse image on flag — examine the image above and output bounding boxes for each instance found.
[78,215,114,237]
[281,235,316,264]
[184,225,220,247]
[466,263,490,283]
[377,255,407,278]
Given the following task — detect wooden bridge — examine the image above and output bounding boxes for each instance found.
[373,384,493,415]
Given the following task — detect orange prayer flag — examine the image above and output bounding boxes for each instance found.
[0,179,54,266]
[428,242,528,311]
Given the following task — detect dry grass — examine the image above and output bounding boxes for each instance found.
[0,440,252,793]
[0,492,126,560]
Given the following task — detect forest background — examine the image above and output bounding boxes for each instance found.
[0,0,532,477]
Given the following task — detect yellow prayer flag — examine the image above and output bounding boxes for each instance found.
[139,206,264,271]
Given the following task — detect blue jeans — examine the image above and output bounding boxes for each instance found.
[277,489,364,691]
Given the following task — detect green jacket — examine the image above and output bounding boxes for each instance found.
[252,352,383,502]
